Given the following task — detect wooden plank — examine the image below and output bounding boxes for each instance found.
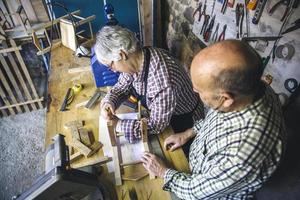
[0,64,22,113]
[69,151,83,163]
[71,156,111,169]
[9,39,43,109]
[122,163,149,181]
[0,46,22,54]
[0,109,8,117]
[0,1,14,27]
[78,128,92,146]
[4,41,37,110]
[0,97,43,110]
[0,52,30,112]
[20,0,38,22]
[5,0,20,26]
[112,146,122,185]
[72,139,92,157]
[87,141,103,157]
[0,82,16,115]
[36,41,61,55]
[60,18,77,51]
[68,65,90,73]
[31,0,49,22]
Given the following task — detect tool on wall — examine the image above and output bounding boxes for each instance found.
[193,2,203,22]
[284,78,298,93]
[218,24,227,41]
[211,23,220,43]
[268,0,291,22]
[204,15,216,42]
[221,0,229,14]
[235,3,245,38]
[282,18,300,34]
[252,0,268,24]
[275,43,295,60]
[201,15,210,35]
[247,0,258,10]
[244,0,250,37]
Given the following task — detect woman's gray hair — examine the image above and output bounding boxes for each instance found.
[95,25,139,62]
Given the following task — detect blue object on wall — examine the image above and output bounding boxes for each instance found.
[51,0,139,33]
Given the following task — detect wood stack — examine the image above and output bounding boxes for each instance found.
[64,120,103,164]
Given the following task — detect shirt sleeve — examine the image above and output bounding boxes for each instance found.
[102,73,133,109]
[121,86,176,143]
[163,117,280,199]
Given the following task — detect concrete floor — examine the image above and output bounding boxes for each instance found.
[0,109,46,200]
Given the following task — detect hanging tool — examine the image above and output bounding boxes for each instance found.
[244,0,250,37]
[252,0,268,24]
[60,88,74,111]
[211,0,217,15]
[221,0,229,14]
[211,23,220,43]
[282,18,300,34]
[218,24,227,41]
[235,3,245,38]
[204,15,216,42]
[200,15,210,35]
[193,2,203,22]
[275,43,295,60]
[268,0,291,22]
[284,78,298,93]
[241,36,282,41]
[247,0,258,10]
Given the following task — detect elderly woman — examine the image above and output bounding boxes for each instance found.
[95,25,203,154]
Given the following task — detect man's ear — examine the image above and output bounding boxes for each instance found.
[119,50,127,60]
[220,92,234,108]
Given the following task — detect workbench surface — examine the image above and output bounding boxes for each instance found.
[46,46,190,200]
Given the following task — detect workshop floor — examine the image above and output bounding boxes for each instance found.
[0,109,46,200]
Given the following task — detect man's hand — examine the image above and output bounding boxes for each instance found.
[141,152,168,178]
[164,128,196,151]
[101,102,115,120]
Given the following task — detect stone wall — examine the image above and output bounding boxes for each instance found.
[162,0,205,70]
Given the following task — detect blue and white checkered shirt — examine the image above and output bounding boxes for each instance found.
[163,85,286,199]
[102,47,204,143]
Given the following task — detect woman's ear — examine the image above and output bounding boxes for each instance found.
[119,50,128,60]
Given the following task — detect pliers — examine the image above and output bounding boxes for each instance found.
[282,18,300,34]
[218,24,227,41]
[193,1,206,22]
[268,0,291,21]
[204,15,216,42]
[211,23,220,43]
[200,15,210,35]
[235,3,245,38]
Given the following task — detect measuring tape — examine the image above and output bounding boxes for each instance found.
[252,0,267,24]
[72,83,83,94]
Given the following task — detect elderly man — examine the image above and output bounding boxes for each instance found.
[95,25,204,153]
[141,40,286,199]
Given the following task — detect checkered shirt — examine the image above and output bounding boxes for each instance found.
[102,47,204,143]
[163,85,286,200]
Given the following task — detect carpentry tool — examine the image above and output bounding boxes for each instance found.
[16,134,108,199]
[284,78,298,93]
[236,3,242,38]
[193,2,203,22]
[268,0,291,22]
[71,83,83,94]
[211,23,220,43]
[239,4,245,38]
[204,15,216,42]
[59,88,74,111]
[201,15,210,35]
[221,0,229,14]
[211,0,217,15]
[85,90,106,109]
[275,43,295,60]
[244,0,250,37]
[252,0,268,24]
[218,24,227,41]
[282,18,300,34]
[247,0,258,10]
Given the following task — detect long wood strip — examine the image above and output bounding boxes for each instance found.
[0,109,8,117]
[0,65,22,113]
[4,0,20,26]
[20,0,38,22]
[0,0,14,27]
[0,81,16,115]
[9,39,43,108]
[0,52,30,112]
[4,41,37,110]
[0,46,22,54]
[0,97,43,110]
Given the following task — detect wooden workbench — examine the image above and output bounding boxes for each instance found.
[46,46,190,200]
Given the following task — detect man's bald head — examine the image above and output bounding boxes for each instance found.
[191,40,263,97]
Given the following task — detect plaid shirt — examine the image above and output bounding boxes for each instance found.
[163,85,286,200]
[102,47,204,142]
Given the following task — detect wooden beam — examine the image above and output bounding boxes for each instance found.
[0,46,22,54]
[71,156,111,169]
[20,0,38,22]
[0,97,43,110]
[36,41,61,55]
[0,83,16,115]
